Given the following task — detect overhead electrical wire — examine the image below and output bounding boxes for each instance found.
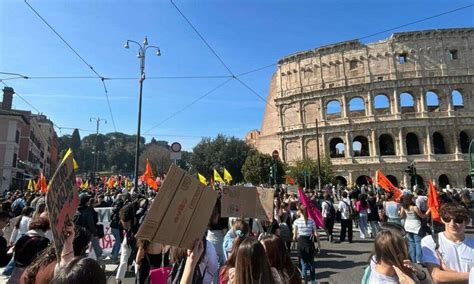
[24,0,117,132]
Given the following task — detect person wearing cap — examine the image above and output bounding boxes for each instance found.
[421,202,474,283]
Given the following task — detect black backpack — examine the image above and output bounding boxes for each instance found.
[325,201,336,219]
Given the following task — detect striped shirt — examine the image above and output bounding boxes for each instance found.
[293,217,316,237]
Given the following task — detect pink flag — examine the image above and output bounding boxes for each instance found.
[298,188,325,228]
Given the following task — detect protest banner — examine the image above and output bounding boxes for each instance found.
[46,149,79,259]
[95,207,115,252]
[136,164,218,249]
[221,186,275,221]
[287,185,298,194]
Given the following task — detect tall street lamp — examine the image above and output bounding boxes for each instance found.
[124,37,161,193]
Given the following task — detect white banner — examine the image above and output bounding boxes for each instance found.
[95,207,115,252]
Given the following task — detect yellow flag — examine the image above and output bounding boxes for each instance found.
[214,169,224,183]
[224,168,233,183]
[65,148,79,170]
[82,180,89,189]
[27,179,34,191]
[198,173,207,185]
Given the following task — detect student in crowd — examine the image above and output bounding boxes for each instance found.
[219,231,246,284]
[400,194,430,264]
[421,202,474,283]
[355,194,370,239]
[293,206,320,283]
[384,192,402,225]
[260,234,301,284]
[367,229,427,284]
[232,237,277,284]
[367,192,380,238]
[0,211,11,267]
[321,193,335,242]
[116,203,139,284]
[338,191,353,243]
[135,240,170,284]
[110,193,125,263]
[207,199,228,266]
[10,207,34,244]
[223,219,249,261]
[8,216,51,283]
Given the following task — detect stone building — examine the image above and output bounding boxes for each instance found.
[247,28,474,189]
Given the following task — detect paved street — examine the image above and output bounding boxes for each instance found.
[103,220,474,284]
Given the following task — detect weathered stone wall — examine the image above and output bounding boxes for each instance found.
[247,28,474,188]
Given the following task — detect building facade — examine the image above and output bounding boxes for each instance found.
[0,87,59,192]
[247,28,474,189]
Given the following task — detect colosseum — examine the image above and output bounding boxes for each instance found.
[246,28,474,189]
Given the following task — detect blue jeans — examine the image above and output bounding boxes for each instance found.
[2,255,15,276]
[359,212,368,238]
[407,232,423,263]
[111,228,122,261]
[300,258,316,282]
[91,237,103,258]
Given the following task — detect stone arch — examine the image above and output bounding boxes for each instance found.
[352,135,370,157]
[285,140,300,161]
[433,132,447,154]
[374,93,390,115]
[349,97,365,117]
[282,104,299,127]
[379,134,396,156]
[305,139,318,159]
[438,174,450,189]
[356,175,370,186]
[303,102,317,124]
[329,137,345,158]
[406,133,421,155]
[426,91,440,112]
[326,100,341,119]
[452,90,464,110]
[460,131,470,154]
[335,176,347,186]
[466,175,472,188]
[400,92,415,113]
[386,175,399,187]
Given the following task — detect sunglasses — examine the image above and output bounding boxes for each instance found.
[441,216,466,224]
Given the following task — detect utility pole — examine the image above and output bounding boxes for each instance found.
[315,119,322,191]
[90,117,107,185]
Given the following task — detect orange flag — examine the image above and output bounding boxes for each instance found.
[141,159,158,190]
[285,175,295,185]
[428,180,441,222]
[38,172,48,193]
[376,170,401,202]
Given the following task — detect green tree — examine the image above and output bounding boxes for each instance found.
[71,129,81,153]
[190,135,251,183]
[241,151,285,185]
[287,156,334,188]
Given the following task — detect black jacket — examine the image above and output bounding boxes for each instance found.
[75,205,98,236]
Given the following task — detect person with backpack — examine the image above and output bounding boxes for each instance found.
[74,194,102,259]
[338,191,353,243]
[321,193,336,242]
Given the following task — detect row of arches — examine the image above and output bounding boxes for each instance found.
[328,130,471,158]
[326,89,464,118]
[335,174,473,188]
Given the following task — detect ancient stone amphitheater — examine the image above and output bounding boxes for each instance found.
[246,28,474,189]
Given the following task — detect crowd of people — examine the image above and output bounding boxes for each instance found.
[0,180,472,284]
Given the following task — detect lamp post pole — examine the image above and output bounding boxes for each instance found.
[90,117,106,185]
[124,37,161,193]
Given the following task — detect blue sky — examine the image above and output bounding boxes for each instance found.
[1,0,473,151]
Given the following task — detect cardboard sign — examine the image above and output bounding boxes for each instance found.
[46,150,79,259]
[136,164,218,249]
[221,186,275,221]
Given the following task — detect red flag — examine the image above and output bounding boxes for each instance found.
[428,180,441,222]
[376,170,401,202]
[298,188,325,228]
[141,159,158,190]
[365,176,373,185]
